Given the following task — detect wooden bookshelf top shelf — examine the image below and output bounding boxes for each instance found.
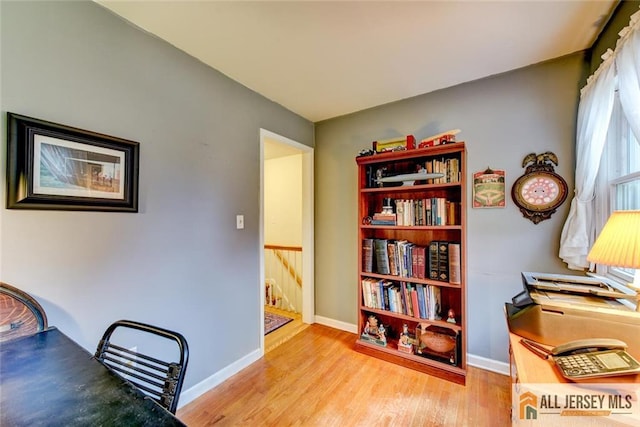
[355,142,466,166]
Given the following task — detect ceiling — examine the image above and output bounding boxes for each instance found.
[96,1,617,123]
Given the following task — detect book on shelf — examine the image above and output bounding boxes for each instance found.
[399,282,409,316]
[374,239,390,275]
[428,241,439,281]
[416,284,427,318]
[437,241,449,282]
[395,200,405,226]
[387,242,399,276]
[362,238,373,273]
[448,243,461,285]
[415,246,426,279]
[428,286,442,320]
[410,286,421,320]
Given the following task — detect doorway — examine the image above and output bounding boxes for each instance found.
[259,129,314,354]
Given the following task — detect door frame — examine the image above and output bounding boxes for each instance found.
[259,129,314,353]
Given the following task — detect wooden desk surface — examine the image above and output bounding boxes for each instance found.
[0,327,185,426]
[509,332,640,384]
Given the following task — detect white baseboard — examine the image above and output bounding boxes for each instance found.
[467,353,510,376]
[178,348,262,409]
[314,315,358,334]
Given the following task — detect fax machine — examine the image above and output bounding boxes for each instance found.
[505,272,640,356]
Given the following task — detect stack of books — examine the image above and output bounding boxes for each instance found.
[370,213,396,225]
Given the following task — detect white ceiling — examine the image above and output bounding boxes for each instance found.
[96,0,617,123]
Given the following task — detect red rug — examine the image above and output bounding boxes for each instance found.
[265,312,293,335]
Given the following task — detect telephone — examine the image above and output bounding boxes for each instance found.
[551,338,628,357]
[520,338,640,380]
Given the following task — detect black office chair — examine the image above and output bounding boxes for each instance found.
[0,282,48,343]
[94,320,189,414]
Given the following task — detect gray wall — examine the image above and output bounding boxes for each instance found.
[315,53,586,363]
[0,0,313,392]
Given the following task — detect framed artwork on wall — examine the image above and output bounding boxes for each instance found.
[6,112,139,212]
[472,167,506,208]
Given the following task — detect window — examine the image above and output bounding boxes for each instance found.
[594,92,640,283]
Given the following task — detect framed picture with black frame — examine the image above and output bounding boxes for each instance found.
[6,112,139,212]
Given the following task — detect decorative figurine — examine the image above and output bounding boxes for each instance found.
[447,309,457,324]
[397,323,414,354]
[361,314,387,347]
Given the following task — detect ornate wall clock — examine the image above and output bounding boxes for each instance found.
[511,151,568,224]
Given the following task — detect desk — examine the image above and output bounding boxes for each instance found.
[0,327,186,426]
[509,332,640,384]
[509,332,640,426]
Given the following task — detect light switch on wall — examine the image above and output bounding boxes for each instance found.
[236,215,244,229]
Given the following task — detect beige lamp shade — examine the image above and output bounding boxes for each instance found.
[587,210,640,268]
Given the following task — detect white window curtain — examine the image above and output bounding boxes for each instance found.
[559,8,640,270]
[616,12,640,142]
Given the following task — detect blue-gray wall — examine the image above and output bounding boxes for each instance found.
[315,53,586,364]
[0,0,313,395]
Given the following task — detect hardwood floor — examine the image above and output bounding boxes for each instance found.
[264,307,308,353]
[177,324,512,426]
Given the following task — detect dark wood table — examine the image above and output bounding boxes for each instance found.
[0,327,186,426]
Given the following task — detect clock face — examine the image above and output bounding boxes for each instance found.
[519,175,560,210]
[512,171,568,213]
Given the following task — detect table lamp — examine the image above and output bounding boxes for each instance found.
[587,210,640,311]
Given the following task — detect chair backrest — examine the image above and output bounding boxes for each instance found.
[0,282,48,343]
[94,319,189,414]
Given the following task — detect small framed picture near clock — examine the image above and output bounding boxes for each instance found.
[473,167,505,208]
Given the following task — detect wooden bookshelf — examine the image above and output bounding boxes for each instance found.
[355,142,467,385]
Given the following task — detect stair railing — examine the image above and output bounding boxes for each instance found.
[264,245,302,313]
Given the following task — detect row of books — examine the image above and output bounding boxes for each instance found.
[425,157,460,184]
[394,198,459,226]
[363,239,461,284]
[361,278,442,321]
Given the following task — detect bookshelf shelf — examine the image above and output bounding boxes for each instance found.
[361,225,462,231]
[357,305,463,332]
[355,142,467,384]
[358,272,462,289]
[360,182,461,194]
